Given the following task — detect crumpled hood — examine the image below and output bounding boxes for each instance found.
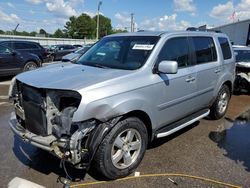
[16,62,132,91]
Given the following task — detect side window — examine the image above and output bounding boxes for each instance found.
[158,37,190,68]
[192,37,217,64]
[2,42,12,48]
[68,45,75,49]
[63,45,69,50]
[0,45,11,54]
[26,43,39,49]
[14,42,27,49]
[218,37,232,60]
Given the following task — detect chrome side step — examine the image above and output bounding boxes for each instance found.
[156,110,210,138]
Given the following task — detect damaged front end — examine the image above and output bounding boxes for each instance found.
[9,79,119,169]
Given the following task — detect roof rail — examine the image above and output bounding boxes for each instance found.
[186,27,222,33]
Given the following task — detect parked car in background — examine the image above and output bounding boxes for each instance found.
[0,44,41,76]
[73,44,83,48]
[9,31,235,180]
[49,44,76,61]
[233,46,250,93]
[0,40,49,63]
[62,44,92,63]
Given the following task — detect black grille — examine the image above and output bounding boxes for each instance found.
[20,84,47,136]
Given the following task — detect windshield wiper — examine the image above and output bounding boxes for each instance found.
[91,63,111,69]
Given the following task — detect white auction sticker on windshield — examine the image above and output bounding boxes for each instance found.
[132,44,154,50]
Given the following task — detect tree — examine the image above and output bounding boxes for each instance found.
[112,29,128,34]
[65,14,96,39]
[39,29,47,35]
[65,16,77,38]
[0,30,4,34]
[30,31,37,36]
[53,29,64,38]
[20,31,30,36]
[93,15,112,38]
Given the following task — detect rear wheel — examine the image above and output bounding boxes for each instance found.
[23,61,38,71]
[94,117,148,179]
[210,85,230,120]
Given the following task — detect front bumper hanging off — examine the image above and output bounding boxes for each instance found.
[9,112,122,169]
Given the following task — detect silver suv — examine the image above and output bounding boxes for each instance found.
[9,31,235,179]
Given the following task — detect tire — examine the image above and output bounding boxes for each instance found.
[94,117,148,179]
[210,85,230,120]
[23,61,38,71]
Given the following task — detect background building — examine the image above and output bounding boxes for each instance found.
[212,19,250,46]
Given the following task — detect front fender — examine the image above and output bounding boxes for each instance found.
[73,94,157,128]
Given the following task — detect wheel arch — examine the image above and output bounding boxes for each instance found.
[223,80,233,95]
[121,110,153,142]
[24,59,39,66]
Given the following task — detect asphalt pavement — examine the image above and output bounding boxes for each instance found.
[0,76,250,188]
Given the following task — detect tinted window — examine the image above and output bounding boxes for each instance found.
[15,42,39,49]
[62,45,74,50]
[192,37,217,64]
[0,45,11,54]
[158,37,190,68]
[78,36,159,70]
[219,37,232,60]
[2,42,12,48]
[235,49,250,62]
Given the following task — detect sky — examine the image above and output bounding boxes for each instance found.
[0,0,250,34]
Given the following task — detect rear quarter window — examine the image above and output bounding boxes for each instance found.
[218,37,232,60]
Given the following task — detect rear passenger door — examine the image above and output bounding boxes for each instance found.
[190,36,219,108]
[154,37,198,127]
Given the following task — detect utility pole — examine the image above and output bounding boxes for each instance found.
[96,1,102,40]
[131,13,134,32]
[13,23,19,35]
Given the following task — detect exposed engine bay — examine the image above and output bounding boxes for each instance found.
[9,79,121,169]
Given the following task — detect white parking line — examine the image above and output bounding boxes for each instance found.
[0,102,8,106]
[0,96,8,100]
[0,80,11,85]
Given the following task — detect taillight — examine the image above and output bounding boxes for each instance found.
[44,49,49,56]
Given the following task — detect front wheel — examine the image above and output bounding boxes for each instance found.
[23,61,38,71]
[210,85,230,120]
[94,117,148,179]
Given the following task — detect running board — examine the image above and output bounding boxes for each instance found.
[156,109,210,138]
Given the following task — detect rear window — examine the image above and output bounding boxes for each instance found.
[192,37,217,64]
[219,37,232,60]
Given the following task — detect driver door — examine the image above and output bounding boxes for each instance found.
[153,37,199,128]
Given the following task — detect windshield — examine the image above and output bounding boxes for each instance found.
[235,50,250,62]
[77,36,159,70]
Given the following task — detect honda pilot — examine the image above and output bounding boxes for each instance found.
[9,31,235,179]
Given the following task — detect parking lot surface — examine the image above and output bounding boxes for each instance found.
[0,76,250,188]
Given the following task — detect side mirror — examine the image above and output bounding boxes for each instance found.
[157,60,178,74]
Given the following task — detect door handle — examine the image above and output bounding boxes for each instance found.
[185,76,196,82]
[215,69,221,73]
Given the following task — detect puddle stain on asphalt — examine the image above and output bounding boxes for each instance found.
[209,109,250,172]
